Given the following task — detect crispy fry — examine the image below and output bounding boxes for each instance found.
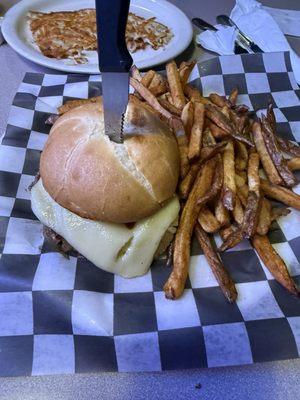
[130,78,172,120]
[248,152,260,197]
[256,197,272,235]
[179,163,200,199]
[266,103,276,132]
[166,61,186,110]
[220,224,237,241]
[181,101,194,137]
[184,84,210,104]
[205,103,233,134]
[209,93,230,108]
[198,206,221,233]
[252,235,299,296]
[237,185,248,207]
[188,102,205,161]
[261,116,296,187]
[58,96,101,114]
[229,87,238,105]
[203,127,216,146]
[252,121,283,185]
[235,141,248,171]
[158,97,182,117]
[243,191,261,238]
[271,207,291,221]
[215,197,231,227]
[261,178,300,210]
[277,137,300,157]
[208,121,228,139]
[222,141,236,210]
[287,157,300,171]
[130,65,142,81]
[235,173,247,188]
[148,73,168,96]
[165,92,175,106]
[164,158,216,299]
[219,228,244,252]
[195,224,237,302]
[200,142,227,162]
[171,117,190,178]
[221,105,230,118]
[179,61,196,86]
[141,69,155,87]
[232,196,244,225]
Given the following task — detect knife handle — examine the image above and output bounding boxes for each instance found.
[95,0,133,73]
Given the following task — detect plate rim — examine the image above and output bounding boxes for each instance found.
[2,0,193,74]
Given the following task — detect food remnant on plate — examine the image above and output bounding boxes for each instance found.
[27,9,173,63]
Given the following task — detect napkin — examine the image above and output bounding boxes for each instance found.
[196,0,300,84]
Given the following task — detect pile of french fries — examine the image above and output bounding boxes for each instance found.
[131,60,300,302]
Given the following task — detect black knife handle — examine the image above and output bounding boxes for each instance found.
[95,0,133,72]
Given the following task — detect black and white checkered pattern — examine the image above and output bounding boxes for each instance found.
[0,52,300,377]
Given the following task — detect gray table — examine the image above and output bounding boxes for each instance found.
[1,1,300,399]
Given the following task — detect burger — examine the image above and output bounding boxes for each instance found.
[31,96,180,278]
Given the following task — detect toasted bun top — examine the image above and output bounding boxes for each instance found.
[40,96,180,223]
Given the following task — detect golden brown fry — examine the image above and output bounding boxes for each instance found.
[222,141,236,210]
[235,173,247,188]
[195,224,237,302]
[215,196,230,227]
[188,102,205,161]
[158,97,182,117]
[179,163,200,199]
[166,61,186,110]
[252,121,283,185]
[236,184,248,207]
[130,65,142,81]
[287,157,300,171]
[141,70,155,87]
[219,229,244,252]
[252,235,299,296]
[242,191,261,238]
[256,197,272,235]
[277,137,300,157]
[184,84,210,104]
[221,105,230,118]
[130,78,172,120]
[198,206,221,233]
[181,101,194,137]
[232,196,244,225]
[229,87,238,105]
[171,117,190,178]
[164,158,216,299]
[235,141,248,171]
[248,152,260,197]
[267,103,276,131]
[220,224,237,241]
[205,103,233,134]
[261,116,296,187]
[260,179,300,210]
[208,121,228,139]
[58,96,100,114]
[165,92,175,106]
[148,73,168,97]
[203,128,216,146]
[209,93,230,108]
[271,207,291,221]
[179,61,196,86]
[200,142,227,162]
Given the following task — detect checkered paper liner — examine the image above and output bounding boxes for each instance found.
[0,52,300,377]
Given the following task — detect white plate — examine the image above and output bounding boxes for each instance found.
[2,0,193,73]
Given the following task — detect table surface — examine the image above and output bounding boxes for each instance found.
[1,0,300,399]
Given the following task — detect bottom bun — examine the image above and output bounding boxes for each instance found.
[31,179,180,278]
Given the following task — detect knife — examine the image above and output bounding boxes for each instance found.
[216,15,264,53]
[192,17,248,54]
[95,0,133,143]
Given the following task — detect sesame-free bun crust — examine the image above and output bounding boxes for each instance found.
[40,96,180,223]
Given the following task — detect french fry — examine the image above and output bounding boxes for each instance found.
[261,116,296,187]
[195,224,237,302]
[215,196,231,227]
[219,228,244,252]
[171,117,190,178]
[271,207,291,221]
[221,105,230,118]
[198,206,221,233]
[266,103,276,131]
[158,97,182,117]
[130,78,173,120]
[229,87,238,105]
[181,101,194,137]
[148,73,168,97]
[220,224,237,241]
[256,197,272,235]
[58,96,101,114]
[232,196,244,225]
[208,121,228,139]
[260,179,300,210]
[179,163,200,199]
[235,141,248,171]
[277,137,300,157]
[235,173,247,188]
[222,141,236,210]
[179,61,196,86]
[164,158,217,299]
[188,102,205,161]
[130,65,142,81]
[252,235,299,296]
[165,92,175,106]
[237,185,248,207]
[166,61,186,110]
[203,127,216,146]
[287,157,300,171]
[252,121,283,185]
[248,152,260,197]
[200,142,227,162]
[141,70,155,87]
[242,191,261,238]
[184,84,210,104]
[209,93,230,108]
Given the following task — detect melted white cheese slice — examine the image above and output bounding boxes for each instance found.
[31,179,179,278]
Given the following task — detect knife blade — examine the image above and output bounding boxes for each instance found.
[192,17,248,54]
[95,0,133,143]
[216,15,264,53]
